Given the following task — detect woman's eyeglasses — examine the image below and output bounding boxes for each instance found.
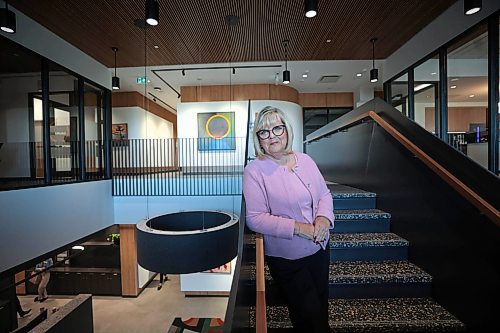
[257,125,286,140]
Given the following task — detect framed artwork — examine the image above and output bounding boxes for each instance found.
[203,261,231,274]
[112,123,128,146]
[197,112,235,151]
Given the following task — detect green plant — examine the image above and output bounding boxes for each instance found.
[107,233,120,245]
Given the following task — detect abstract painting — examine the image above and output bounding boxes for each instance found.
[197,112,235,151]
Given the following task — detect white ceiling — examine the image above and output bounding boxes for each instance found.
[115,59,385,113]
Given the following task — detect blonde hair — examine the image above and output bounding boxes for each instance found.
[252,106,294,158]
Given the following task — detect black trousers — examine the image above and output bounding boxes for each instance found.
[266,248,330,333]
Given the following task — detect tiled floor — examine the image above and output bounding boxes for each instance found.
[18,274,228,333]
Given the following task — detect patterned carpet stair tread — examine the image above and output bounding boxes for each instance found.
[250,298,465,332]
[331,233,409,248]
[329,261,432,284]
[329,184,377,198]
[334,209,391,220]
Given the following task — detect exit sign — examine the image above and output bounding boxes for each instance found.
[136,76,148,84]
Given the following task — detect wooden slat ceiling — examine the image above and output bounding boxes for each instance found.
[9,0,458,68]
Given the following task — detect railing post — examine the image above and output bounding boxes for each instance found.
[255,233,267,333]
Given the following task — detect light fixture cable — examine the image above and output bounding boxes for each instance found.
[283,39,290,84]
[111,47,120,90]
[370,38,378,83]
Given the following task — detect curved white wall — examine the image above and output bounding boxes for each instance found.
[176,99,303,165]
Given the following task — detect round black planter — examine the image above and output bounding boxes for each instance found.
[136,210,239,274]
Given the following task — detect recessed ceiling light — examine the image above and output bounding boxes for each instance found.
[414,83,432,92]
[154,45,159,49]
[451,78,459,81]
[356,73,362,77]
[450,85,457,89]
[431,72,437,75]
[154,86,162,91]
[469,94,475,98]
[302,73,308,78]
[326,39,331,43]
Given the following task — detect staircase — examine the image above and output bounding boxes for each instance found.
[248,184,465,332]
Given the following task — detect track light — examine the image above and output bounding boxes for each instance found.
[282,39,290,84]
[232,67,236,75]
[181,69,185,76]
[370,38,378,83]
[464,0,481,15]
[145,0,159,26]
[112,47,120,90]
[304,0,317,18]
[0,1,16,34]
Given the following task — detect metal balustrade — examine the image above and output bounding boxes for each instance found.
[111,137,247,196]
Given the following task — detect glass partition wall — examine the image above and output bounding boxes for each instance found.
[0,36,111,190]
[386,14,499,175]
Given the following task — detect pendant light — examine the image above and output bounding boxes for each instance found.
[111,47,120,90]
[304,0,317,18]
[464,0,481,15]
[0,1,16,34]
[370,38,378,83]
[145,0,159,26]
[283,39,290,85]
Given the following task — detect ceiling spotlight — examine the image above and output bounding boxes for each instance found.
[464,0,481,15]
[154,86,162,91]
[356,73,362,77]
[370,38,378,83]
[414,83,431,92]
[304,0,317,18]
[111,47,120,90]
[326,39,331,43]
[0,1,16,34]
[450,85,457,89]
[451,78,459,81]
[154,45,159,49]
[282,39,290,84]
[302,73,308,78]
[145,0,159,26]
[469,94,475,98]
[431,72,437,75]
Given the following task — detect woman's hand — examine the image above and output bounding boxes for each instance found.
[294,222,314,240]
[313,216,331,242]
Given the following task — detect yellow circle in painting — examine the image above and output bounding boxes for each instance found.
[205,114,231,139]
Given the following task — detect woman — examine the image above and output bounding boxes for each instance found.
[243,106,334,333]
[34,258,53,302]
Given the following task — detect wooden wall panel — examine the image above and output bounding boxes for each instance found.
[299,93,327,108]
[374,90,385,99]
[425,107,487,132]
[232,84,270,101]
[269,85,299,104]
[180,84,299,104]
[326,92,354,108]
[180,86,197,102]
[112,91,177,138]
[15,271,26,294]
[198,85,231,102]
[120,224,138,297]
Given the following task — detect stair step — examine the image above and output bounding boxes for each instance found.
[334,209,391,233]
[251,298,465,332]
[246,261,432,302]
[329,184,377,209]
[331,233,408,262]
[329,261,432,299]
